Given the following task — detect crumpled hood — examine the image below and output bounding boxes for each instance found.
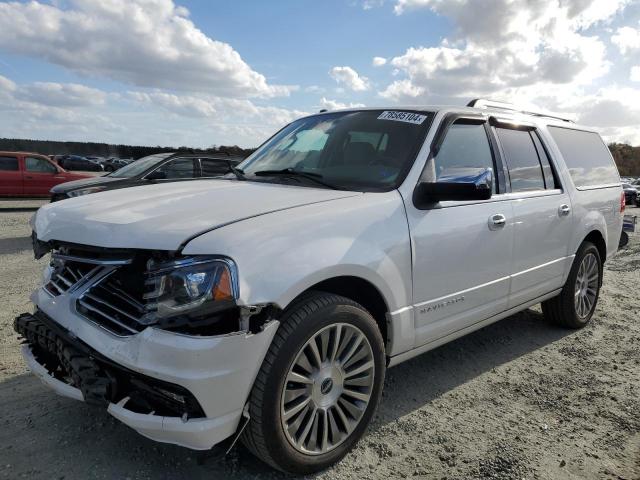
[34,180,359,251]
[50,175,122,192]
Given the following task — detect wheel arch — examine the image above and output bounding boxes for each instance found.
[284,275,391,353]
[582,229,606,266]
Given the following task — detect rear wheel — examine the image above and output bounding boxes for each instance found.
[241,292,385,474]
[542,242,602,328]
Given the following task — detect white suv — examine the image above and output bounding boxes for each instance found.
[17,99,624,474]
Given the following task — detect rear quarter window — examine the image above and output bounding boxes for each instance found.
[547,126,619,188]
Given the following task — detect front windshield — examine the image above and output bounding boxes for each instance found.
[108,153,173,178]
[239,110,432,191]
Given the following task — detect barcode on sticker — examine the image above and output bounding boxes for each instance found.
[377,111,427,125]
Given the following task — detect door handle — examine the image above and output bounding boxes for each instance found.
[558,204,571,216]
[25,176,33,179]
[489,213,506,230]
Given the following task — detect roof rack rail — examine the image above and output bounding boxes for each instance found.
[467,98,574,123]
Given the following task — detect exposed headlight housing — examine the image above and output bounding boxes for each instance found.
[141,257,239,326]
[67,186,107,197]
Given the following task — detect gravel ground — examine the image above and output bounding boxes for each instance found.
[0,205,638,480]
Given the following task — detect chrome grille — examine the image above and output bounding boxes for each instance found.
[42,246,149,336]
[45,262,95,296]
[77,274,148,336]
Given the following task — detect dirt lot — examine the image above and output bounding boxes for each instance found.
[1,203,638,480]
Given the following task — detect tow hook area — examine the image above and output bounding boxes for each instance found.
[14,311,206,419]
[14,313,112,405]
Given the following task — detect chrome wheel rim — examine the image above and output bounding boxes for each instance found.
[574,252,599,319]
[280,323,375,455]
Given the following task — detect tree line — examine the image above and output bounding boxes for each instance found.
[1,137,639,176]
[609,143,640,177]
[0,138,255,159]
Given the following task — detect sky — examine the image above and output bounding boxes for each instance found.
[0,0,639,148]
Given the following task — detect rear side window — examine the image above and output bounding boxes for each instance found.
[547,127,619,188]
[496,128,545,192]
[155,158,195,179]
[200,159,230,177]
[0,156,18,171]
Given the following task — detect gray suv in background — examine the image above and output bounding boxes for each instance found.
[50,152,241,201]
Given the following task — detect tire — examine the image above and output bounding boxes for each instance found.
[241,291,386,474]
[542,241,602,328]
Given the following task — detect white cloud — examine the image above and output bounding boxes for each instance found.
[128,91,217,118]
[0,75,119,139]
[612,25,640,55]
[329,66,371,91]
[362,0,385,10]
[372,56,387,67]
[0,75,306,147]
[384,0,626,101]
[631,66,640,82]
[17,82,107,107]
[318,97,366,110]
[374,0,640,144]
[0,74,16,92]
[0,0,293,98]
[379,79,424,100]
[128,90,307,130]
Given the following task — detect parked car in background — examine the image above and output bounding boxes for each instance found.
[57,155,104,172]
[50,152,241,201]
[622,183,639,206]
[102,157,132,172]
[0,152,90,197]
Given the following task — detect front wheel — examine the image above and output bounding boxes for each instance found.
[241,292,386,474]
[542,241,602,328]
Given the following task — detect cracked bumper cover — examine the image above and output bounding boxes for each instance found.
[18,287,279,450]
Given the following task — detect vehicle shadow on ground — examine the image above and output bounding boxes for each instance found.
[0,309,574,479]
[0,236,32,255]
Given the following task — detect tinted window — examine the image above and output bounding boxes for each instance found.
[348,131,388,152]
[155,158,195,179]
[496,128,545,192]
[531,133,557,189]
[548,127,619,187]
[25,157,57,173]
[0,156,18,171]
[109,153,172,178]
[201,159,230,177]
[434,122,496,191]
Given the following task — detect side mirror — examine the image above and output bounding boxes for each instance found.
[414,168,493,208]
[146,170,167,181]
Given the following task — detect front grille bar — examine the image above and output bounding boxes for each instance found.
[77,299,140,334]
[52,253,133,265]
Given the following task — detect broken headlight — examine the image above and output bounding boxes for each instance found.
[141,257,239,325]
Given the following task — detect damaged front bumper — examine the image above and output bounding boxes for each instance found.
[15,307,278,450]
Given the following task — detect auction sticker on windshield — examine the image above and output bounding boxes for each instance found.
[377,111,427,125]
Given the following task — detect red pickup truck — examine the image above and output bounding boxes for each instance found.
[0,152,90,197]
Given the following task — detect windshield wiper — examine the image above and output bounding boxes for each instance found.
[228,162,246,180]
[253,168,341,190]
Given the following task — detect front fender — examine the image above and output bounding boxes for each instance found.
[182,192,413,313]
